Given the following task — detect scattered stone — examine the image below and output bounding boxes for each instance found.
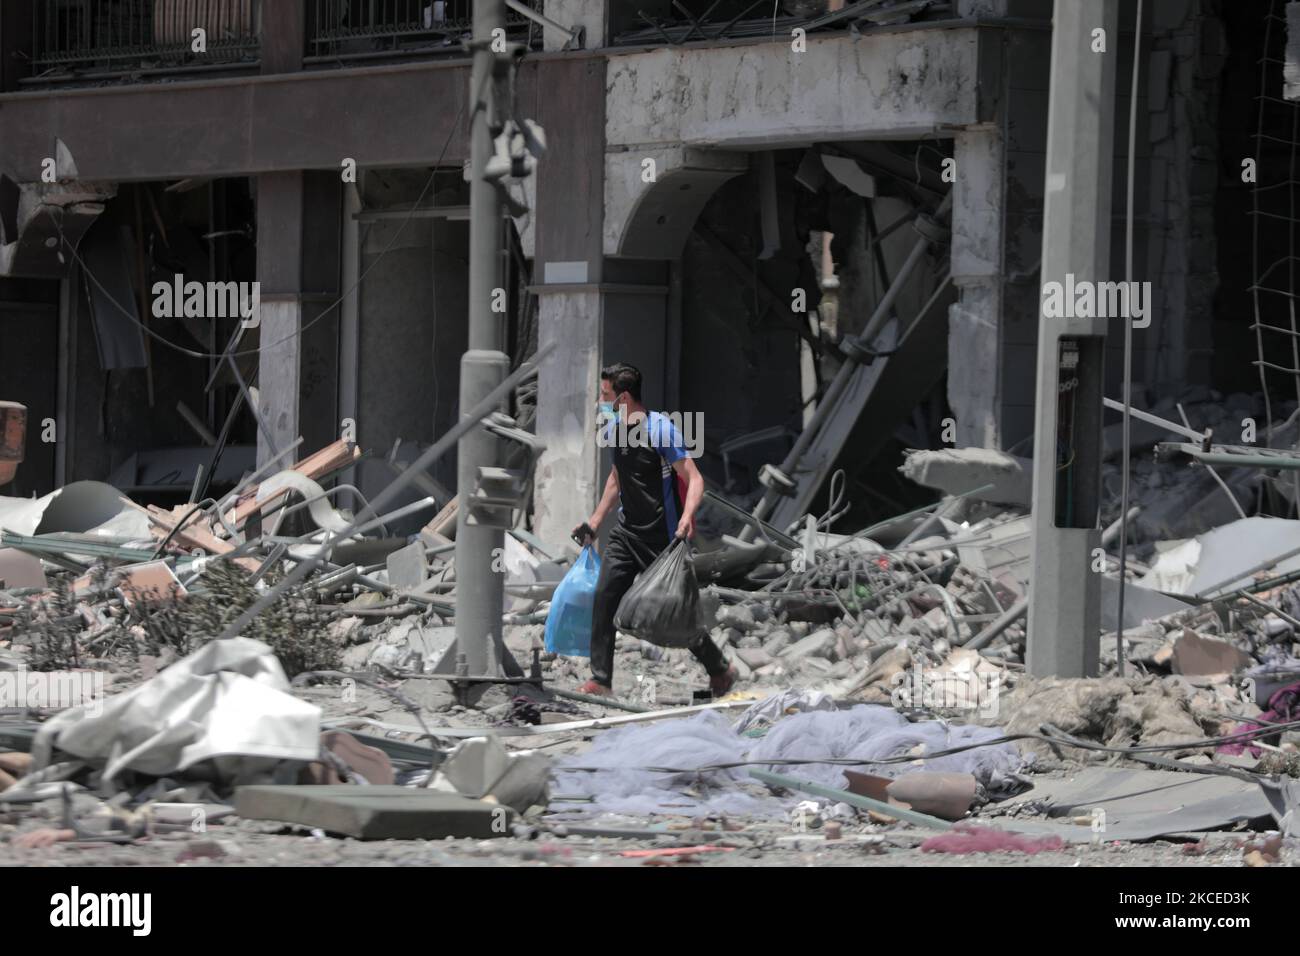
[780,628,835,662]
[735,647,774,670]
[716,604,757,632]
[763,629,792,656]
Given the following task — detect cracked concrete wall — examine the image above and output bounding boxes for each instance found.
[949,126,1006,449]
[945,25,1050,450]
[605,30,982,150]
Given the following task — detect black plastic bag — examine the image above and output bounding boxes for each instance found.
[614,538,704,648]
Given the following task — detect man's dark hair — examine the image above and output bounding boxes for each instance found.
[600,362,642,401]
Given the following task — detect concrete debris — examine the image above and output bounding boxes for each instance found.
[985,675,1211,763]
[3,405,1300,866]
[900,447,1033,508]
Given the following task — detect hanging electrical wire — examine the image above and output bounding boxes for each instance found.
[50,95,467,363]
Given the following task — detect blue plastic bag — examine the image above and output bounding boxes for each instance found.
[544,545,601,657]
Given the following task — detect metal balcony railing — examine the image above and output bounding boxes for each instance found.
[29,0,261,78]
[611,0,955,47]
[307,0,543,61]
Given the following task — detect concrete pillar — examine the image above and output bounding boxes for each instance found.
[254,0,310,469]
[534,289,604,548]
[255,171,342,468]
[949,126,1006,449]
[255,172,304,468]
[530,55,608,546]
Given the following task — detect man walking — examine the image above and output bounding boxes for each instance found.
[571,363,736,698]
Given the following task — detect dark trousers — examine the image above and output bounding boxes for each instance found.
[589,524,727,687]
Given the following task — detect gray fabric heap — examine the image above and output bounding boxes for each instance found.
[549,699,1025,819]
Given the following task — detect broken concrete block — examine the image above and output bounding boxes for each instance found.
[327,616,364,645]
[780,628,835,662]
[716,603,758,632]
[735,646,774,670]
[341,641,377,670]
[234,785,511,840]
[117,561,186,608]
[724,647,753,682]
[899,447,1032,507]
[763,629,792,656]
[386,540,428,591]
[846,644,913,703]
[1172,630,1255,676]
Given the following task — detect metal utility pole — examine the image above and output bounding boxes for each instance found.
[446,0,518,687]
[1026,0,1118,678]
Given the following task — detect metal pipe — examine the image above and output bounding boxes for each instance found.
[215,343,552,639]
[744,191,952,537]
[452,0,513,684]
[702,489,800,549]
[1101,397,1204,443]
[504,0,580,45]
[963,595,1028,651]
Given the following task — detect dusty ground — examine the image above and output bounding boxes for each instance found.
[0,814,1276,867]
[2,628,1291,868]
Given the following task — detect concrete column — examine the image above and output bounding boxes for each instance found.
[255,172,304,467]
[255,171,341,467]
[534,289,604,548]
[256,298,302,464]
[254,9,309,470]
[949,126,1006,449]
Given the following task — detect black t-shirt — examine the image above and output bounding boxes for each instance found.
[602,411,688,545]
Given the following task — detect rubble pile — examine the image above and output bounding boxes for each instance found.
[2,407,1300,865]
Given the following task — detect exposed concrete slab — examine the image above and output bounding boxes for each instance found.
[900,447,1032,506]
[605,30,983,151]
[234,785,512,840]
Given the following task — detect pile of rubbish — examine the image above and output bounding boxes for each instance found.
[3,388,1300,860]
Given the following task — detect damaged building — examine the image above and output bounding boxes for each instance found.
[2,0,1300,872]
[0,0,1278,539]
